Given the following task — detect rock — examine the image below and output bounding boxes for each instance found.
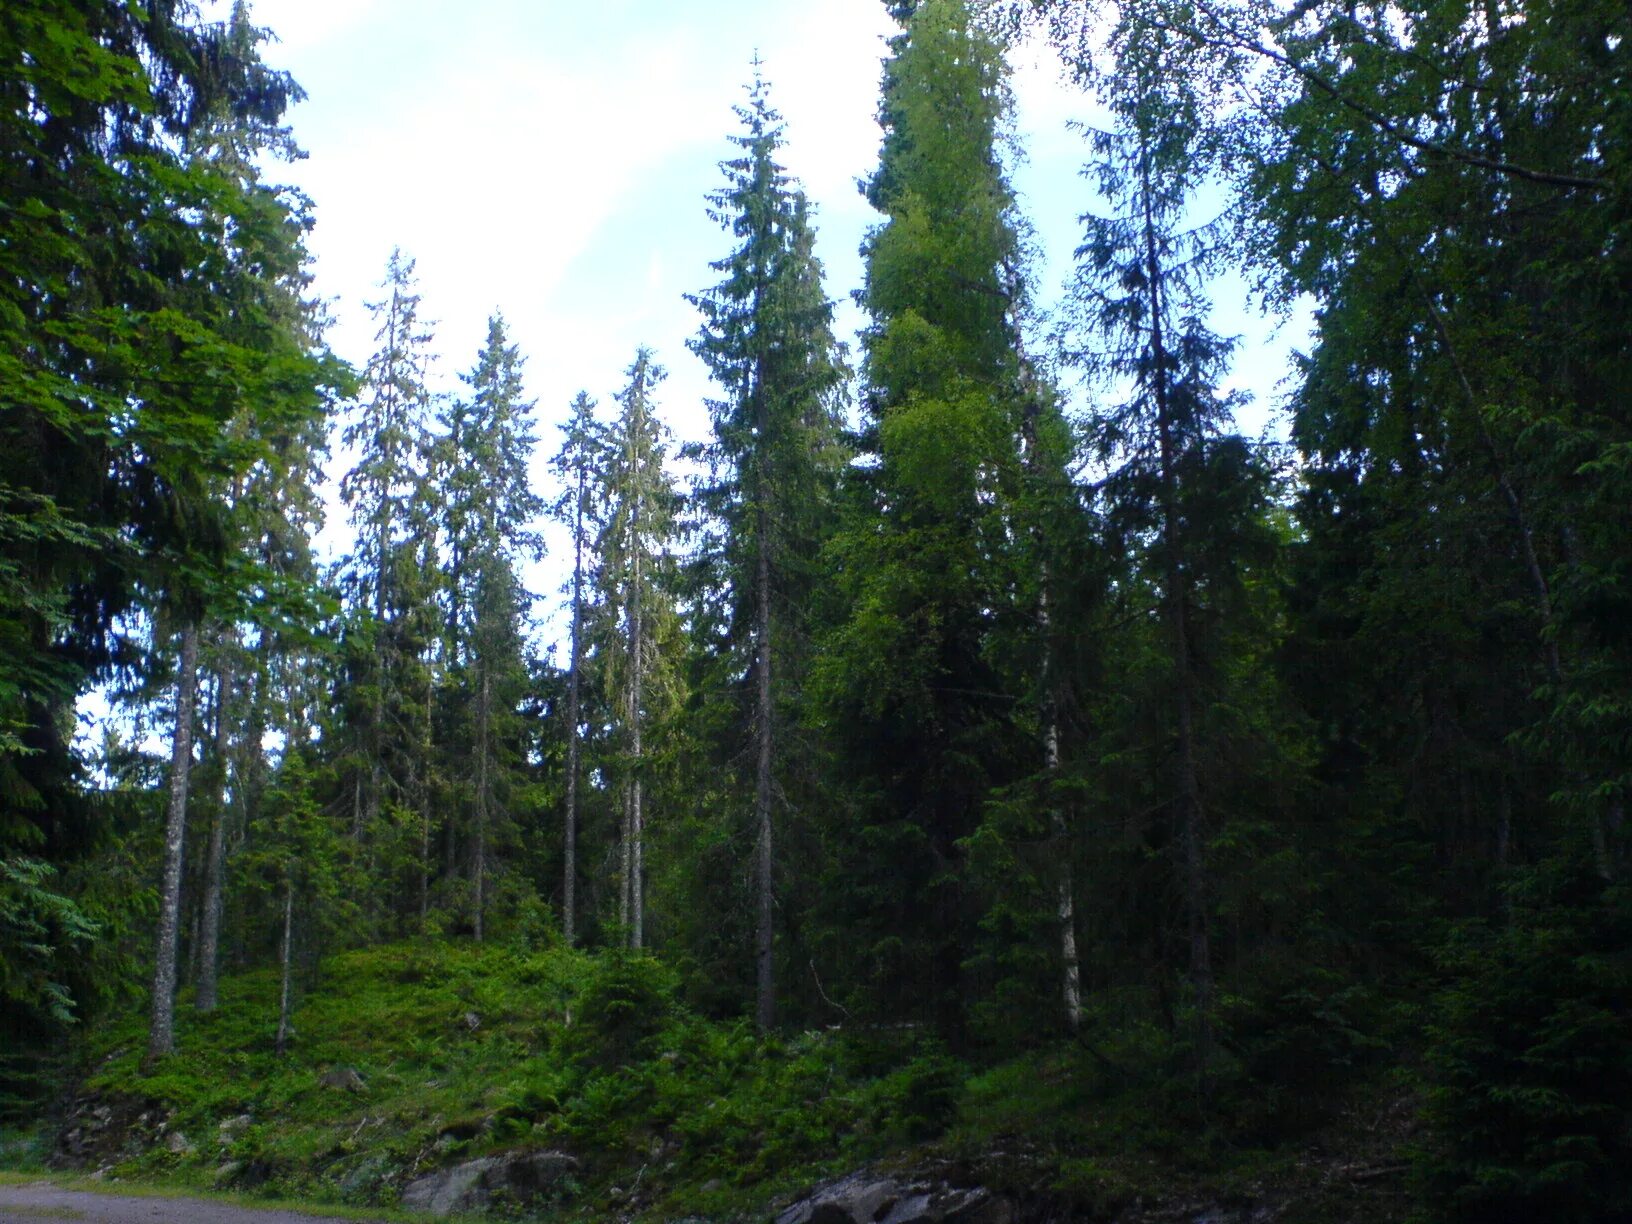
[777,1171,1011,1224]
[339,1152,393,1196]
[213,1160,244,1186]
[217,1113,254,1143]
[319,1066,367,1093]
[400,1149,578,1217]
[164,1130,194,1155]
[462,1011,481,1031]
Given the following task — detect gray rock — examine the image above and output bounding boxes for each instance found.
[399,1149,578,1217]
[216,1114,254,1143]
[778,1171,1011,1224]
[213,1160,244,1186]
[339,1153,393,1196]
[164,1130,193,1155]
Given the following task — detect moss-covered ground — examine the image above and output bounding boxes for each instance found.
[0,942,1412,1222]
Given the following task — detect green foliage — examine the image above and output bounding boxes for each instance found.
[1416,872,1632,1224]
[562,950,678,1069]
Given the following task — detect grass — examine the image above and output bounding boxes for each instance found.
[3,941,1413,1222]
[36,941,967,1220]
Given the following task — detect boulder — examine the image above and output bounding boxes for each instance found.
[777,1170,1012,1224]
[217,1113,254,1144]
[400,1149,578,1217]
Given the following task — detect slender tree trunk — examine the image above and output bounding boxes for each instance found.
[1021,381,1082,1035]
[275,874,295,1055]
[1040,577,1082,1032]
[563,471,586,946]
[196,639,235,1012]
[420,690,432,931]
[1140,143,1213,1071]
[629,533,645,950]
[473,665,489,943]
[361,525,387,841]
[148,622,200,1064]
[619,784,633,935]
[754,497,776,1031]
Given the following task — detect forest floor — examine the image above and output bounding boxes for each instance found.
[1,942,1416,1222]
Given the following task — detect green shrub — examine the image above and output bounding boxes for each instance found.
[563,949,679,1069]
[1415,869,1632,1224]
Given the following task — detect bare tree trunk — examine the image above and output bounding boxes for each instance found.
[196,638,235,1012]
[473,666,489,943]
[275,875,295,1055]
[1020,376,1082,1035]
[619,784,633,936]
[754,499,776,1030]
[420,690,432,932]
[563,468,587,946]
[1040,579,1082,1032]
[148,622,200,1064]
[629,545,645,951]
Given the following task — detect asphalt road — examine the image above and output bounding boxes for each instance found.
[0,1181,392,1223]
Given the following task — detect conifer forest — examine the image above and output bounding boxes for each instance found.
[1,1,1629,1221]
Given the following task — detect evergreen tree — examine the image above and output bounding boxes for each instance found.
[336,249,438,858]
[550,392,608,947]
[439,315,543,941]
[597,350,680,950]
[1064,10,1292,1075]
[815,0,1036,1038]
[685,68,848,1028]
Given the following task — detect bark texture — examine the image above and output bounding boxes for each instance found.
[148,622,200,1063]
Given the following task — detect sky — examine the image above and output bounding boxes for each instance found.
[247,0,1309,648]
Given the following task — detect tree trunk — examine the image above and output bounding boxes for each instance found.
[1040,578,1082,1032]
[754,497,776,1031]
[1021,378,1082,1035]
[420,688,432,932]
[619,784,632,935]
[147,621,200,1064]
[196,639,235,1012]
[473,665,489,943]
[275,874,295,1055]
[629,533,645,950]
[563,467,586,946]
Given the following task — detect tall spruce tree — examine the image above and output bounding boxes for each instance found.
[686,69,848,1029]
[597,350,679,950]
[550,392,607,947]
[1063,6,1311,1080]
[439,315,543,941]
[815,0,1036,1038]
[337,250,438,855]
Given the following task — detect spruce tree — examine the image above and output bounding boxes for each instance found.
[597,350,679,949]
[686,69,847,1029]
[550,392,608,947]
[439,315,543,941]
[816,0,1036,1037]
[337,250,438,853]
